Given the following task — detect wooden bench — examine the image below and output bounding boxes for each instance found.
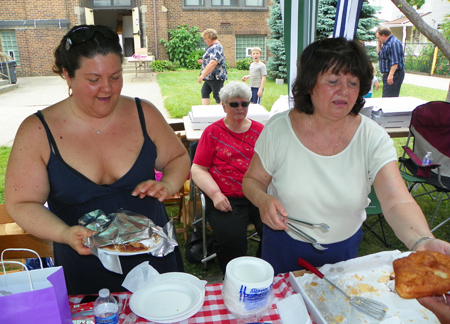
[0,204,54,260]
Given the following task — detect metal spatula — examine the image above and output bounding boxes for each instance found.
[298,258,388,320]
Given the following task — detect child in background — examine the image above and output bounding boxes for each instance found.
[364,67,380,98]
[242,47,267,104]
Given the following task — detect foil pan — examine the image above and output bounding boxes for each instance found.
[79,209,178,258]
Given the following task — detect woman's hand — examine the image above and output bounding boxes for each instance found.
[197,59,203,64]
[62,225,95,255]
[132,180,171,201]
[418,295,450,324]
[211,192,232,212]
[415,238,450,255]
[258,195,288,231]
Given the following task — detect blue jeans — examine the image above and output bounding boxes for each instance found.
[250,87,262,104]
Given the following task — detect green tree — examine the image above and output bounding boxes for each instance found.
[266,0,287,81]
[160,25,202,68]
[316,0,336,39]
[316,0,379,61]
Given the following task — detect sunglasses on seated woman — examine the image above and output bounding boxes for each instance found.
[226,101,251,108]
[65,26,119,50]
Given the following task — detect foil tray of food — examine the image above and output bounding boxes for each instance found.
[289,251,440,324]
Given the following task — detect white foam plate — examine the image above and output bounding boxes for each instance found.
[159,272,200,283]
[129,279,204,323]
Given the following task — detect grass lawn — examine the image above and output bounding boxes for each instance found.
[157,69,448,119]
[0,73,449,280]
[157,69,289,118]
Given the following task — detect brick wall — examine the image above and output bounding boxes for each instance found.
[0,0,71,77]
[0,0,271,76]
[142,0,270,66]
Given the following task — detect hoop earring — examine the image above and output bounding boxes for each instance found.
[68,86,73,97]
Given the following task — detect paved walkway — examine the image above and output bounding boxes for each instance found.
[0,73,169,147]
[0,72,449,147]
[403,73,449,91]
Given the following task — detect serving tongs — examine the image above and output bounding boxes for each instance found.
[286,222,328,251]
[286,217,330,230]
[298,257,388,320]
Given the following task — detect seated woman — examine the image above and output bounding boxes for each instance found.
[191,81,264,274]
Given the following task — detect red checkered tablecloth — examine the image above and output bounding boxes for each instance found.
[70,273,297,324]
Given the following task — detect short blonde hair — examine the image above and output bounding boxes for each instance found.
[251,47,262,54]
[201,29,218,41]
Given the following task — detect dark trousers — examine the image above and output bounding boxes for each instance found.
[382,68,405,97]
[201,79,224,103]
[205,196,263,274]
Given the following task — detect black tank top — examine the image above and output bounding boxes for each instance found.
[35,97,183,294]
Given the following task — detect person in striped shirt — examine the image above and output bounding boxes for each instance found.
[376,26,405,97]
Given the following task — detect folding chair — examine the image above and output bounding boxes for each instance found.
[363,187,391,248]
[398,101,450,232]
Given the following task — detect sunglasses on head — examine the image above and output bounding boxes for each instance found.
[65,26,119,50]
[227,101,251,108]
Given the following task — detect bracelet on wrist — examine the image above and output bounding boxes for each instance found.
[410,236,435,251]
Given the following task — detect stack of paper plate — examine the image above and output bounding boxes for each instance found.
[129,273,205,323]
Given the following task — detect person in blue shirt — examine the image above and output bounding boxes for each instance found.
[197,29,228,105]
[376,26,405,97]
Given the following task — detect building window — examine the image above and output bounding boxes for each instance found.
[235,35,266,61]
[246,0,263,6]
[197,38,208,50]
[0,31,20,65]
[212,0,238,6]
[183,0,266,9]
[185,0,204,5]
[92,0,133,8]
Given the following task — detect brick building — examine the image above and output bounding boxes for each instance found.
[0,0,271,77]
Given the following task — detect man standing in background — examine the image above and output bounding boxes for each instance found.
[376,26,405,97]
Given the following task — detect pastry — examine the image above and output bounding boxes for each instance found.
[393,250,450,298]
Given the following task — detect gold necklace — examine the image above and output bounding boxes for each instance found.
[69,97,115,134]
[226,127,245,146]
[309,115,346,155]
[224,120,246,146]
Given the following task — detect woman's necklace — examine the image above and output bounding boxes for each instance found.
[69,97,115,134]
[226,127,245,146]
[309,115,346,155]
[225,120,246,146]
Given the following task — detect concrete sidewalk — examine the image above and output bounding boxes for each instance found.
[0,73,169,147]
[403,73,449,91]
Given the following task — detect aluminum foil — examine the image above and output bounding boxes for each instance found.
[79,209,178,258]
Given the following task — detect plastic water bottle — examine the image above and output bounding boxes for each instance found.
[422,152,433,165]
[94,288,119,324]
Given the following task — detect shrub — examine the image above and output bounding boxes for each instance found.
[160,25,202,68]
[185,49,204,70]
[151,60,177,72]
[235,58,252,71]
